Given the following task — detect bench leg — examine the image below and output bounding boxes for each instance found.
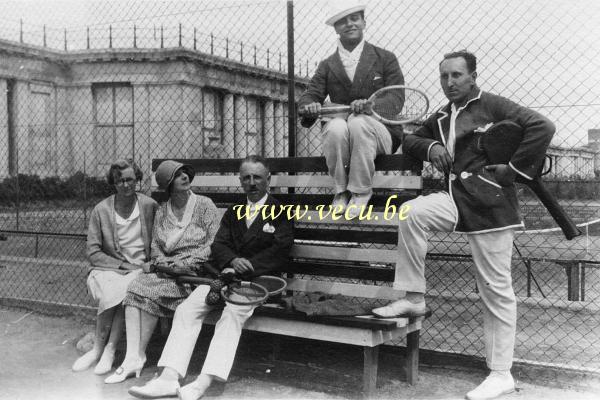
[363,346,379,398]
[566,263,581,301]
[406,330,420,385]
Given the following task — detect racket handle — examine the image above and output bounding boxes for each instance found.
[298,105,351,117]
[523,177,582,240]
[202,262,221,277]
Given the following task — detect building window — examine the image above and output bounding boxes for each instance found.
[92,83,134,175]
[28,82,55,176]
[245,97,262,136]
[244,97,263,156]
[202,89,224,146]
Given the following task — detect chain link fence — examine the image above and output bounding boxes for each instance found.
[0,0,599,373]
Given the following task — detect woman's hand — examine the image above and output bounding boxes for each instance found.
[121,262,140,271]
[141,262,154,273]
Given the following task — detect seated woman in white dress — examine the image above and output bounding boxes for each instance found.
[72,159,158,374]
[104,160,220,384]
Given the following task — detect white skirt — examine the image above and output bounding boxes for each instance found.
[87,269,142,314]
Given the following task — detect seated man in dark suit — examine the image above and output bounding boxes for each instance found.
[129,155,294,400]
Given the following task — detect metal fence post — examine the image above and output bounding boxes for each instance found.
[286,0,296,157]
[178,23,182,47]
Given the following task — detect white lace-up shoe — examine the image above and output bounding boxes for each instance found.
[466,371,515,400]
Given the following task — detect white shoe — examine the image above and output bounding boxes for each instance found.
[72,349,100,372]
[371,298,427,318]
[346,192,372,219]
[331,191,350,212]
[93,347,115,375]
[177,381,209,400]
[466,372,515,400]
[104,357,145,384]
[129,377,180,399]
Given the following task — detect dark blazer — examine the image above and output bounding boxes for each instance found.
[210,195,294,278]
[403,89,555,233]
[298,42,405,151]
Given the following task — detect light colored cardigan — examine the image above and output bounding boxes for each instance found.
[87,193,158,271]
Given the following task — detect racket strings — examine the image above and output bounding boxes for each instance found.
[224,282,268,304]
[372,88,428,122]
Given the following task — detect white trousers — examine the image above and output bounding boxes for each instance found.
[395,192,517,370]
[157,285,256,381]
[322,114,392,194]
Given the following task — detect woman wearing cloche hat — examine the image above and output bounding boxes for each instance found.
[104,160,221,384]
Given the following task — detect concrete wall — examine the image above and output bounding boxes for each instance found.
[0,41,307,181]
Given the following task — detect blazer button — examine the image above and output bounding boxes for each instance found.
[449,173,457,181]
[460,171,472,179]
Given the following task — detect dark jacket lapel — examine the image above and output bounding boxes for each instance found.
[329,51,353,88]
[240,195,276,246]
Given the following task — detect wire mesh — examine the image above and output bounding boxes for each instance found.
[0,0,598,373]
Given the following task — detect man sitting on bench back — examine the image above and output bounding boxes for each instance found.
[129,155,294,400]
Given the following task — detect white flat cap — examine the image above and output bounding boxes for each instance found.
[325,0,366,26]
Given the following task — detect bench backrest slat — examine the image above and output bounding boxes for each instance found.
[284,262,395,281]
[152,192,417,209]
[295,228,396,245]
[166,175,422,190]
[292,244,396,264]
[152,155,423,174]
[152,174,421,190]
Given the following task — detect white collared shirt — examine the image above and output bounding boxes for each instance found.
[246,193,268,228]
[447,103,458,159]
[337,39,365,82]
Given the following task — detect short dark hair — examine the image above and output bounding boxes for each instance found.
[441,50,477,73]
[106,159,143,185]
[240,155,270,172]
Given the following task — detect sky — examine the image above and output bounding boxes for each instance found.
[0,0,598,148]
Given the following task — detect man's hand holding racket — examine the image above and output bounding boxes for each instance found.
[229,258,255,275]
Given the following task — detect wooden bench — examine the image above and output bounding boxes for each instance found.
[151,155,430,396]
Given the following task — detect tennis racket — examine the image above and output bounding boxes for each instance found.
[176,272,287,306]
[476,120,581,240]
[299,85,429,125]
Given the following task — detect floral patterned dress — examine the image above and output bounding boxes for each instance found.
[122,193,220,317]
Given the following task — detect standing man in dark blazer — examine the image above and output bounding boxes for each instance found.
[298,1,404,218]
[129,155,294,400]
[372,50,555,400]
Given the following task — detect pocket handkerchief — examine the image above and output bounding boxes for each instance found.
[474,122,494,133]
[262,223,276,233]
